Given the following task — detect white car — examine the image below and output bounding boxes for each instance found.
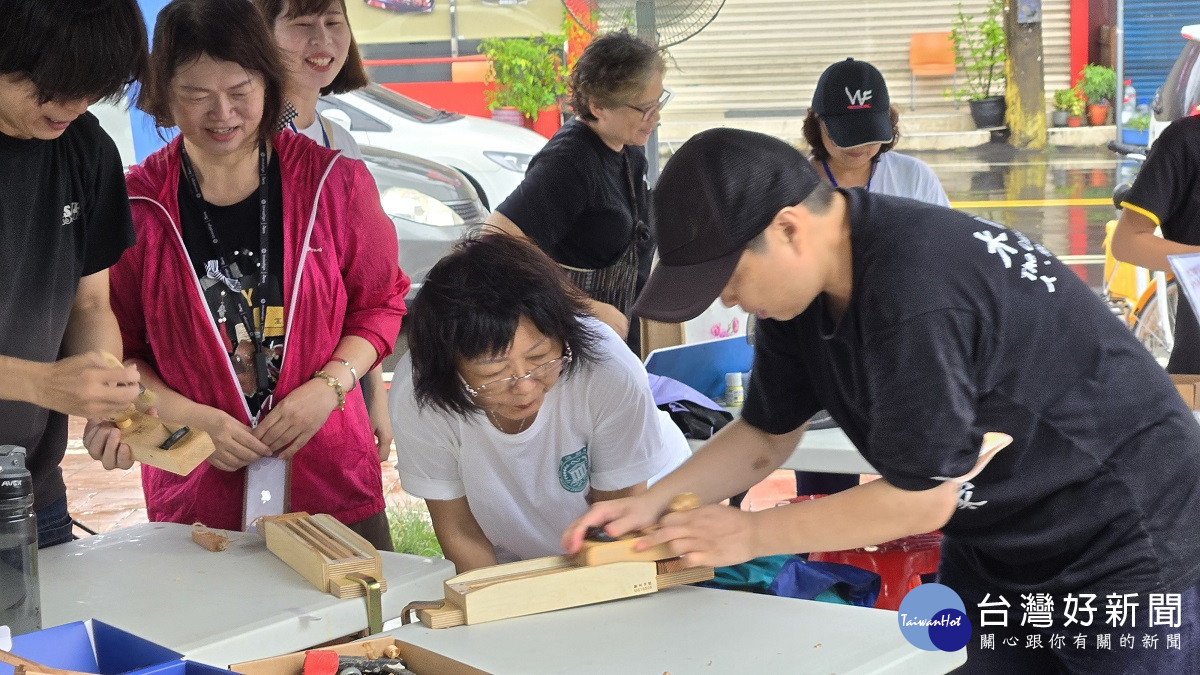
[318,84,547,209]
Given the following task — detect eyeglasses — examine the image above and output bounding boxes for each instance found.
[624,88,673,121]
[463,344,573,399]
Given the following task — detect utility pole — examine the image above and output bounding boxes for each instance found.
[1005,1,1047,149]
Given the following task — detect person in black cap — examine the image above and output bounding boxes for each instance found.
[563,128,1200,672]
[806,57,948,205]
[796,57,949,498]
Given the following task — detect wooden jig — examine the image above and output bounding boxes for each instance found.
[405,493,713,629]
[259,512,387,599]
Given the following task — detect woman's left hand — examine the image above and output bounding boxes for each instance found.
[254,378,339,458]
[635,504,763,569]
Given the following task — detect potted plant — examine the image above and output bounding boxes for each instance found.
[478,33,568,137]
[944,0,1006,128]
[1066,87,1085,127]
[1123,113,1151,145]
[1079,64,1116,126]
[1051,88,1075,127]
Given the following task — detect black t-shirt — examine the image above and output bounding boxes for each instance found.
[743,189,1200,595]
[178,156,286,415]
[496,117,655,291]
[0,112,135,510]
[1122,115,1200,374]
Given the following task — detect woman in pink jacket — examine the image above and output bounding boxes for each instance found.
[92,0,408,548]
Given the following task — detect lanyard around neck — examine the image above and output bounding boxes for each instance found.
[821,159,875,191]
[289,116,331,148]
[179,142,272,395]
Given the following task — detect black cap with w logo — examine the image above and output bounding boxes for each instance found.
[810,58,894,149]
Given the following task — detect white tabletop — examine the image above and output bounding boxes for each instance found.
[780,427,878,474]
[391,585,963,674]
[39,522,454,667]
[688,424,876,475]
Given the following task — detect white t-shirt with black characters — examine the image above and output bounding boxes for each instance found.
[872,151,950,207]
[743,189,1200,596]
[389,319,690,563]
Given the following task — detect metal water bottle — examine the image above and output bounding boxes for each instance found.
[0,445,40,636]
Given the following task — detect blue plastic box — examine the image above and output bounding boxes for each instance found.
[0,620,228,674]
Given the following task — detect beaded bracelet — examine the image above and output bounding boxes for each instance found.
[331,357,358,392]
[312,370,346,411]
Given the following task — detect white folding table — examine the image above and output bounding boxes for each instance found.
[38,522,454,667]
[392,584,965,674]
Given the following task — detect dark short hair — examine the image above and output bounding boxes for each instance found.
[138,0,287,147]
[744,180,835,253]
[568,31,665,122]
[0,0,148,104]
[253,0,369,95]
[407,234,603,416]
[802,107,900,162]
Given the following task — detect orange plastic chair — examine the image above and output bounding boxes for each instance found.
[909,32,957,110]
[451,59,490,84]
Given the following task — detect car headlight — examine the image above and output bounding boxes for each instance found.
[483,151,533,173]
[379,187,464,227]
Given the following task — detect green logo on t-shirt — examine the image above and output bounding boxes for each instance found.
[559,447,589,493]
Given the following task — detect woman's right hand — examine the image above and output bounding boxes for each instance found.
[194,407,273,472]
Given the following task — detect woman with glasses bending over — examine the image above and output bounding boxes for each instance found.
[98,0,408,548]
[485,31,668,354]
[388,235,688,573]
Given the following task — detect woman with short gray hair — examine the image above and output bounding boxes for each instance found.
[485,31,668,354]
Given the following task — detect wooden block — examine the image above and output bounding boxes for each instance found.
[191,525,229,552]
[572,492,701,566]
[116,410,216,476]
[1172,374,1200,409]
[572,534,675,566]
[417,603,467,629]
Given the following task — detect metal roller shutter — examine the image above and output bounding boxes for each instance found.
[659,0,1070,143]
[1123,1,1200,105]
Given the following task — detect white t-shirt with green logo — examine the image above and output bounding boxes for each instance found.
[389,319,689,563]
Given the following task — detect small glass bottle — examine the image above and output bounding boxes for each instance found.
[724,372,745,407]
[0,445,40,636]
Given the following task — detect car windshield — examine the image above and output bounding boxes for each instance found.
[358,84,461,123]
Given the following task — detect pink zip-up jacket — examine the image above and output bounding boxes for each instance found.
[110,132,409,530]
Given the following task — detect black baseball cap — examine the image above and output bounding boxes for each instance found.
[811,58,893,149]
[631,128,820,323]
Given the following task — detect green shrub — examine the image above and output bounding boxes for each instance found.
[1079,64,1117,105]
[479,34,568,119]
[1127,113,1151,132]
[387,503,444,558]
[944,0,1006,103]
[1053,88,1076,111]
